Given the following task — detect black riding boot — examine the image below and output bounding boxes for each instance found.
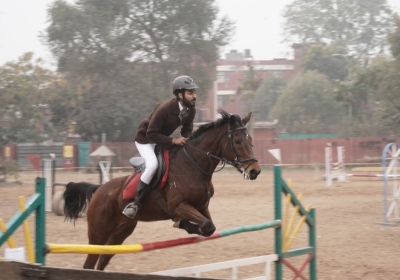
[122,180,150,219]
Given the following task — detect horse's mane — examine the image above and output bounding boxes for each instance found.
[170,110,241,154]
[190,109,241,140]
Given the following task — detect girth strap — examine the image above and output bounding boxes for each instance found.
[151,189,173,217]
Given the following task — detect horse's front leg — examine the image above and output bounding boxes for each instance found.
[172,202,215,236]
[173,206,213,235]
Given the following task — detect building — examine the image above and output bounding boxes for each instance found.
[195,49,298,139]
[200,49,297,122]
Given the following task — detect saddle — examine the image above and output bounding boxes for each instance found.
[122,145,170,200]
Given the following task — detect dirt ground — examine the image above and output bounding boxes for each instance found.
[1,168,399,280]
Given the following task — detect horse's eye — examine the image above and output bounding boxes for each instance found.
[234,139,242,145]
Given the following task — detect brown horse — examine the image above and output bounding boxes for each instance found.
[63,109,261,271]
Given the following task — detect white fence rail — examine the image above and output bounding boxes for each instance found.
[150,254,278,280]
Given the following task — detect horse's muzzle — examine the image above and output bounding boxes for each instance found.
[249,168,261,180]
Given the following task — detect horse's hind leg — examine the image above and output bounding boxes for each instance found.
[83,232,109,269]
[96,220,138,271]
[83,213,115,269]
[84,254,100,270]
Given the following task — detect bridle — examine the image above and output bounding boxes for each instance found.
[183,122,258,178]
[182,121,258,207]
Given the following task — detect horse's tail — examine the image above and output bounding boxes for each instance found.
[63,182,100,222]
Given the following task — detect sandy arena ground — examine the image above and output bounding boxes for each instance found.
[1,168,399,279]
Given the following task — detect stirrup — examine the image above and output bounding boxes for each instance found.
[122,202,139,219]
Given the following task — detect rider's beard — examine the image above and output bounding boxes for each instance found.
[182,95,196,108]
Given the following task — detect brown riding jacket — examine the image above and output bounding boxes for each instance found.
[135,98,196,147]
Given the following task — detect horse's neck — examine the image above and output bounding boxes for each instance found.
[186,129,227,172]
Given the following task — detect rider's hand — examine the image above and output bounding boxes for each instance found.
[172,137,188,146]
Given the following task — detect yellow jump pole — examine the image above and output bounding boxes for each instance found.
[0,219,17,248]
[282,179,293,250]
[283,192,303,252]
[19,196,35,263]
[284,204,312,252]
[47,243,144,254]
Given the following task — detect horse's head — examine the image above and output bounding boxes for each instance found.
[222,110,261,180]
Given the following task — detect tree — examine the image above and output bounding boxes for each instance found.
[254,75,286,121]
[283,0,394,64]
[301,43,349,81]
[0,53,60,145]
[48,66,155,141]
[370,24,400,131]
[388,15,400,65]
[44,0,234,141]
[270,71,344,134]
[348,15,400,135]
[240,64,263,136]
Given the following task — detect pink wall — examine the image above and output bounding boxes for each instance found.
[255,137,397,165]
[90,137,398,167]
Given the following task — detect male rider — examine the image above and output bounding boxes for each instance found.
[122,75,198,219]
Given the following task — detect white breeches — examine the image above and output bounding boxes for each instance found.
[135,141,158,184]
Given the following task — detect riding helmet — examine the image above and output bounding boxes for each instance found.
[172,75,198,95]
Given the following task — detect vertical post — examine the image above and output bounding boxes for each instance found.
[98,161,111,184]
[51,159,56,196]
[337,147,345,182]
[309,208,317,280]
[325,145,332,187]
[379,143,396,225]
[274,166,283,280]
[42,159,54,212]
[35,177,46,265]
[341,146,346,182]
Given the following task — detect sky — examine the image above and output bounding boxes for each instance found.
[0,0,400,67]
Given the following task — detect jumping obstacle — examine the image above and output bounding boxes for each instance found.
[324,143,395,185]
[0,196,35,263]
[0,178,46,264]
[325,143,346,187]
[378,143,400,226]
[47,221,282,254]
[150,174,316,280]
[42,158,112,215]
[0,167,317,280]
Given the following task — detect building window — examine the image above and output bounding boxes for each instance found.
[218,95,231,107]
[217,71,231,83]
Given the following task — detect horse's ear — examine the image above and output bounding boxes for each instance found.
[242,112,252,125]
